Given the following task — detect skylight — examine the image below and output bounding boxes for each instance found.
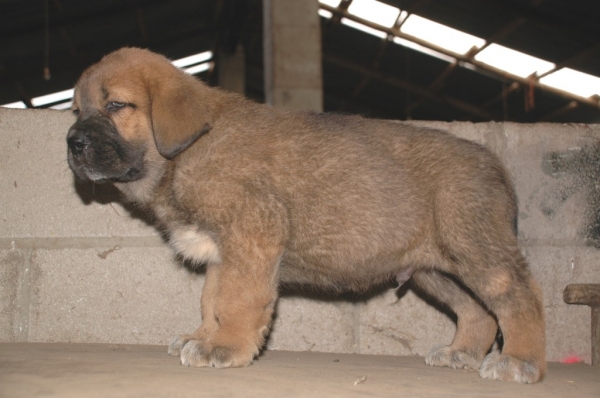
[540,68,600,98]
[341,18,387,39]
[1,101,27,109]
[392,37,456,63]
[319,3,600,101]
[1,51,213,109]
[31,88,74,107]
[184,62,212,75]
[347,0,400,28]
[318,0,340,7]
[172,51,213,68]
[318,9,333,19]
[474,44,555,78]
[50,101,73,110]
[400,14,486,55]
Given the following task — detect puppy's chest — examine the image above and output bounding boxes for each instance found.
[168,224,221,265]
[152,200,221,265]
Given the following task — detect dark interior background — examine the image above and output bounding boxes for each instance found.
[1,0,599,123]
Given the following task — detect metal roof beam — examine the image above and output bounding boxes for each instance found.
[320,2,600,111]
[405,0,544,116]
[539,101,579,122]
[325,54,492,119]
[403,60,459,116]
[539,42,600,79]
[13,82,34,108]
[476,0,545,54]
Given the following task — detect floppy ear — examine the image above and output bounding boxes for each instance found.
[150,70,213,159]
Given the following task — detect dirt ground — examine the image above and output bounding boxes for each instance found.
[0,343,598,397]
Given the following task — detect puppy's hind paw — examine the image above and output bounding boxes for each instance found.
[479,353,543,383]
[425,345,482,370]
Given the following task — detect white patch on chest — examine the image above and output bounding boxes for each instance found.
[169,226,221,265]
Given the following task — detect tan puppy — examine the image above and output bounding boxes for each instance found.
[67,48,545,383]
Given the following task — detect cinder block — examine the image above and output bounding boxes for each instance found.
[410,122,600,243]
[406,121,489,148]
[0,108,158,238]
[3,107,599,364]
[358,289,455,357]
[523,245,598,364]
[503,123,600,242]
[267,295,356,353]
[0,249,25,342]
[28,247,204,345]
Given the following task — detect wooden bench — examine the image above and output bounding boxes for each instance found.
[563,284,600,365]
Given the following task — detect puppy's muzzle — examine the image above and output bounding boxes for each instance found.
[67,129,90,156]
[67,116,113,158]
[67,116,146,183]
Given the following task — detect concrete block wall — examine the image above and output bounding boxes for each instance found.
[1,108,598,364]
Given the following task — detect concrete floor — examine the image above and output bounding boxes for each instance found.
[0,343,598,397]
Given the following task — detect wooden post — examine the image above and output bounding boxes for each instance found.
[563,284,600,365]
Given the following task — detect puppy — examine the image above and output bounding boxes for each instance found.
[67,47,546,383]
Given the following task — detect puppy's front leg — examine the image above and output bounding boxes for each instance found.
[176,241,282,368]
[168,263,220,357]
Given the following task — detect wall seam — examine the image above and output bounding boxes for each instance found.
[0,236,165,251]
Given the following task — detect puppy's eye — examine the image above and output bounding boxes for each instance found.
[107,101,126,112]
[72,108,80,116]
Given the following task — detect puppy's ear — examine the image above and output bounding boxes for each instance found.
[150,70,212,159]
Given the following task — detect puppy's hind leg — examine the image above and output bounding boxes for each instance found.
[432,161,546,383]
[451,248,546,383]
[412,270,498,371]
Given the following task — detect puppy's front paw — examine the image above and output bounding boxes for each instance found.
[180,340,211,367]
[179,340,257,368]
[479,352,543,383]
[425,345,482,370]
[168,335,189,357]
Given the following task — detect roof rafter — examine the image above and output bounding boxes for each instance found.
[325,54,492,119]
[319,2,600,113]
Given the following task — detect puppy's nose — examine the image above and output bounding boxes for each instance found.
[67,129,89,156]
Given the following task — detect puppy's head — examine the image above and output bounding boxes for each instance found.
[67,47,213,184]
